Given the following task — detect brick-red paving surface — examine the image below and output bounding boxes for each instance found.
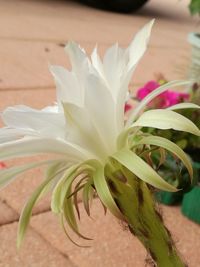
[0,0,199,266]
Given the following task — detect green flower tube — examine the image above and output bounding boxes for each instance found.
[106,165,186,267]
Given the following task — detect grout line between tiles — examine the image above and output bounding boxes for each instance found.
[0,36,187,50]
[0,86,54,92]
[30,225,79,267]
[0,83,143,92]
[0,196,84,227]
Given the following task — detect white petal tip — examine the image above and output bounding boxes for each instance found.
[48,64,57,73]
[151,18,155,25]
[144,19,155,34]
[65,41,86,55]
[65,41,75,50]
[49,65,66,77]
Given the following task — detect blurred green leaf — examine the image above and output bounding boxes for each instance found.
[189,0,200,15]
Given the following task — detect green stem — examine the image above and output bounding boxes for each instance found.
[108,168,186,267]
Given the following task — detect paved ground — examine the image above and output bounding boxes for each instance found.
[0,0,200,266]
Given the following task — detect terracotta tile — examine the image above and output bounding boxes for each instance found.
[0,88,55,111]
[0,0,196,47]
[0,0,194,91]
[0,200,18,225]
[0,222,75,267]
[0,5,142,46]
[162,205,200,267]
[0,40,68,90]
[31,199,146,267]
[31,200,200,267]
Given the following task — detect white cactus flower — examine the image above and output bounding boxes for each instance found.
[0,20,199,247]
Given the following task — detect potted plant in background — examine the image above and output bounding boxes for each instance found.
[0,21,200,266]
[79,0,200,14]
[180,29,200,224]
[131,30,200,223]
[189,0,200,16]
[128,2,200,217]
[79,0,149,13]
[188,32,200,85]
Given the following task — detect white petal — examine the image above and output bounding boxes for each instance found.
[65,41,91,92]
[117,20,154,103]
[91,46,105,80]
[103,21,154,132]
[50,65,83,107]
[65,41,89,76]
[42,105,59,113]
[116,70,133,132]
[85,74,118,154]
[103,43,126,97]
[2,105,66,139]
[92,43,127,104]
[0,138,90,161]
[0,127,36,144]
[116,20,154,130]
[127,20,154,72]
[62,102,108,160]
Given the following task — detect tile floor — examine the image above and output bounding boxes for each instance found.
[0,0,199,266]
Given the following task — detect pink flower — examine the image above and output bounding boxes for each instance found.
[124,103,133,113]
[136,80,189,108]
[164,91,189,107]
[136,81,160,100]
[0,162,6,169]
